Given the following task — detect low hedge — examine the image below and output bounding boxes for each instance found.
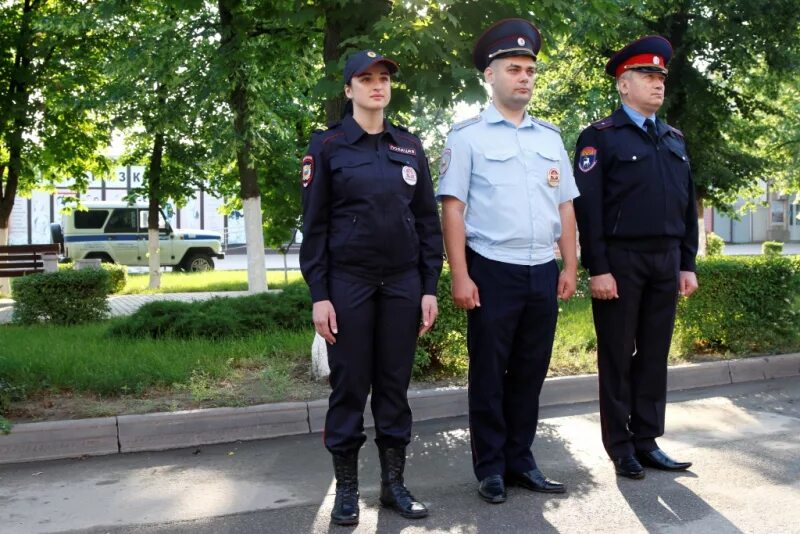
[676,255,800,353]
[12,268,111,325]
[59,262,127,293]
[109,280,311,339]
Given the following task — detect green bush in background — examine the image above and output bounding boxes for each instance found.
[59,262,127,293]
[705,232,725,257]
[762,241,784,257]
[12,268,110,325]
[109,280,311,339]
[675,255,800,354]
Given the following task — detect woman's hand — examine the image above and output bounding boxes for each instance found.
[312,300,338,344]
[418,295,439,336]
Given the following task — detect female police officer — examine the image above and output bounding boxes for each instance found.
[300,50,443,526]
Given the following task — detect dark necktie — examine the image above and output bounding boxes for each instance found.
[644,118,658,144]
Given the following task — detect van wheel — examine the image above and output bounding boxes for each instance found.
[183,253,214,272]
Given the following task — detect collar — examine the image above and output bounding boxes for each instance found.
[342,114,400,145]
[483,102,535,128]
[621,104,657,131]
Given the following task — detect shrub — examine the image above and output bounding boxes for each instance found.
[675,255,800,354]
[109,280,312,339]
[58,262,127,293]
[705,232,725,257]
[12,268,110,325]
[101,263,128,293]
[762,241,783,257]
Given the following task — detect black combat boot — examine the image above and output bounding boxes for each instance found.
[331,451,359,526]
[378,447,429,519]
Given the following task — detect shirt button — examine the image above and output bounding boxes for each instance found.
[632,155,638,161]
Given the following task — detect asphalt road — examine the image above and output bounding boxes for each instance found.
[1,377,798,534]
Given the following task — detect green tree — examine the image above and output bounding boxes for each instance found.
[0,0,110,293]
[101,1,221,288]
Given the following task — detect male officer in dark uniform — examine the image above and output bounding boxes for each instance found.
[439,19,579,503]
[573,36,699,479]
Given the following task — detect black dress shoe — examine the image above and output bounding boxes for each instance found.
[478,474,507,504]
[636,449,692,471]
[614,456,645,479]
[506,468,566,494]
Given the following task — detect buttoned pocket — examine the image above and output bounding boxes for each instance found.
[330,154,372,171]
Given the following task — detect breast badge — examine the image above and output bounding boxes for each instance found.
[547,167,560,187]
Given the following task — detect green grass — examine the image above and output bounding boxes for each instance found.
[0,320,311,397]
[119,270,303,294]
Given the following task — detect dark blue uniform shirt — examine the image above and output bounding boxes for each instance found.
[573,107,698,276]
[300,115,443,303]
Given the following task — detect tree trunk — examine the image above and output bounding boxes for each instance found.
[0,225,9,297]
[696,194,706,257]
[323,18,344,125]
[147,131,165,289]
[219,0,266,292]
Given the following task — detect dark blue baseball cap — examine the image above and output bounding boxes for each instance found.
[343,50,399,84]
[605,35,673,78]
[472,18,542,71]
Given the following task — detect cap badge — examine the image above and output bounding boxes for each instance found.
[653,56,660,65]
[402,165,417,186]
[517,37,525,46]
[367,51,377,58]
[547,167,560,187]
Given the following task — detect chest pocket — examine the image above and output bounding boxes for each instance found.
[387,151,420,191]
[480,150,517,186]
[667,145,690,165]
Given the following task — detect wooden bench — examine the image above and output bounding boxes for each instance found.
[0,244,60,277]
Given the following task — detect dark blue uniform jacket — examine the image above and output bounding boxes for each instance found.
[300,115,443,303]
[573,107,698,276]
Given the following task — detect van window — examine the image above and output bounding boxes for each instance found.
[105,209,138,233]
[75,210,110,229]
[138,210,168,232]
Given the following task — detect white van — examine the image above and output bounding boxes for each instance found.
[51,201,225,271]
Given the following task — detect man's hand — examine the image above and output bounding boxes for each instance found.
[312,300,338,344]
[679,271,698,297]
[590,273,619,300]
[419,295,439,336]
[451,272,481,310]
[558,267,577,301]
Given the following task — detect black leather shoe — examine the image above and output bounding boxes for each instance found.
[636,449,692,471]
[478,474,507,504]
[614,456,645,479]
[378,447,428,519]
[506,468,566,494]
[331,452,359,526]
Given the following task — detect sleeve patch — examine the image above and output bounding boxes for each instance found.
[301,155,314,187]
[439,148,452,176]
[578,146,598,172]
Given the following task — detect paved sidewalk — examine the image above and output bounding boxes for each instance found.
[0,291,251,324]
[2,377,798,534]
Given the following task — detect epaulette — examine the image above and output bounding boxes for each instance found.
[591,117,614,130]
[532,117,560,133]
[451,115,482,131]
[669,125,684,138]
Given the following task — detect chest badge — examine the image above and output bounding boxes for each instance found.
[547,167,560,187]
[402,165,417,185]
[578,146,597,173]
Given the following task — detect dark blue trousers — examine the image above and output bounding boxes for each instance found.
[324,273,421,454]
[592,246,680,459]
[466,249,559,481]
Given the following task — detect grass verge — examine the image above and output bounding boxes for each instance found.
[119,270,303,294]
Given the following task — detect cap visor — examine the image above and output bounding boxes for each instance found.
[353,58,399,78]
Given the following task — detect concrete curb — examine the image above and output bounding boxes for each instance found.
[2,353,799,464]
